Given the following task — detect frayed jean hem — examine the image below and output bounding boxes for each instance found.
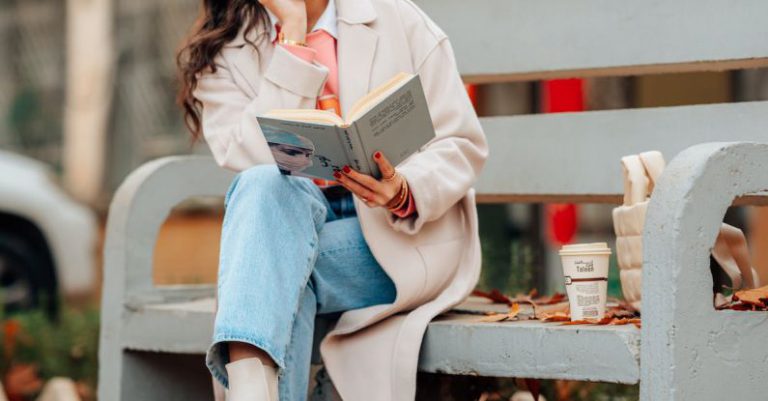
[206,334,285,389]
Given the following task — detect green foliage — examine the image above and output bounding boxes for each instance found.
[0,304,99,387]
[478,204,538,295]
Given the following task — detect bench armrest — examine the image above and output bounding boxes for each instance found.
[102,156,234,308]
[642,142,768,399]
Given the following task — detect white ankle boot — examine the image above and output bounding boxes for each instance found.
[225,358,279,401]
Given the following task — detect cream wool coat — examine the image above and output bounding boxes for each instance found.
[194,0,488,399]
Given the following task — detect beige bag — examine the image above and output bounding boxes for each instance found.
[612,151,760,312]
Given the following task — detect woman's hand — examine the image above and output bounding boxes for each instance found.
[334,152,407,209]
[258,0,307,42]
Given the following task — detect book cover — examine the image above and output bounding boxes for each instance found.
[257,74,435,181]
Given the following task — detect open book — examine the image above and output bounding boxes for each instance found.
[257,73,435,180]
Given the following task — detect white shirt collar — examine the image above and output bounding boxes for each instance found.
[267,0,338,42]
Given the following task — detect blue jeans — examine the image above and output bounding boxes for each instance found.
[207,165,397,401]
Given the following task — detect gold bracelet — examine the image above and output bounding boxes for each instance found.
[385,179,406,210]
[394,182,410,211]
[277,31,307,47]
[388,179,410,211]
[385,183,404,209]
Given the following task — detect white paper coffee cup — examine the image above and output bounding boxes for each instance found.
[559,243,612,321]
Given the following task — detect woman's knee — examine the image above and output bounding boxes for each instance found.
[225,165,321,210]
[226,165,286,204]
[239,165,284,187]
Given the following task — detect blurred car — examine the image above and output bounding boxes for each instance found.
[0,150,96,314]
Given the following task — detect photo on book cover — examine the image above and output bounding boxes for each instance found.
[262,124,317,174]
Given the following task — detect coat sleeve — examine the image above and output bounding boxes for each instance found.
[387,38,489,234]
[193,45,329,172]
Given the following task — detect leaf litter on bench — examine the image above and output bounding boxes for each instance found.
[470,289,640,328]
[718,284,768,311]
[478,303,521,322]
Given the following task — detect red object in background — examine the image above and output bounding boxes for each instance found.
[541,78,584,113]
[547,203,578,245]
[465,84,478,110]
[542,79,584,245]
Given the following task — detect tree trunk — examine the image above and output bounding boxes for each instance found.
[63,0,114,204]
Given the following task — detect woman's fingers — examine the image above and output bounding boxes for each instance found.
[332,154,403,209]
[373,151,396,180]
[334,171,386,205]
[341,165,382,191]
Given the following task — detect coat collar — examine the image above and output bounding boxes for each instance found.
[336,0,377,25]
[225,0,379,118]
[265,0,339,41]
[225,0,376,48]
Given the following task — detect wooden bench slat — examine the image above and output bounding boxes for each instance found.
[415,0,768,81]
[476,101,768,202]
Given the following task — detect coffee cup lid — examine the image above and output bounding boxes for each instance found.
[559,242,612,256]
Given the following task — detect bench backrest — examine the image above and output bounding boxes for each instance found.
[415,0,768,203]
[110,1,768,304]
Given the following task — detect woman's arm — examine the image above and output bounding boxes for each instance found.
[193,45,329,172]
[388,36,489,234]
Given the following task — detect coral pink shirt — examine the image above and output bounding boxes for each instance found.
[273,7,416,217]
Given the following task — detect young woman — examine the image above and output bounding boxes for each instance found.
[177,0,487,400]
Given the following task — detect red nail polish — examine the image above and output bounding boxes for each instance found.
[343,165,351,173]
[333,172,341,179]
[374,152,381,159]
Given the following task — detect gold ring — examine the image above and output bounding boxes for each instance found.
[381,171,399,183]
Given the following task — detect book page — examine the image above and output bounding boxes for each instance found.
[352,75,435,178]
[265,109,344,126]
[257,117,350,180]
[347,72,412,121]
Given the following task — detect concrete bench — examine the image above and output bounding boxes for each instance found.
[99,1,768,400]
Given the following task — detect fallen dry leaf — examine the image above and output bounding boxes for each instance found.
[731,303,758,311]
[560,319,598,326]
[538,292,567,305]
[718,284,768,311]
[478,313,510,323]
[540,312,571,322]
[472,289,513,305]
[559,317,642,327]
[477,303,521,323]
[533,302,570,319]
[4,363,43,401]
[605,306,636,319]
[612,318,642,326]
[733,285,768,308]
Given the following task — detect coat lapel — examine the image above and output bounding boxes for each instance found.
[336,0,378,118]
[226,21,269,99]
[230,44,265,99]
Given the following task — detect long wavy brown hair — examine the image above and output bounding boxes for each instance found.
[176,0,268,140]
